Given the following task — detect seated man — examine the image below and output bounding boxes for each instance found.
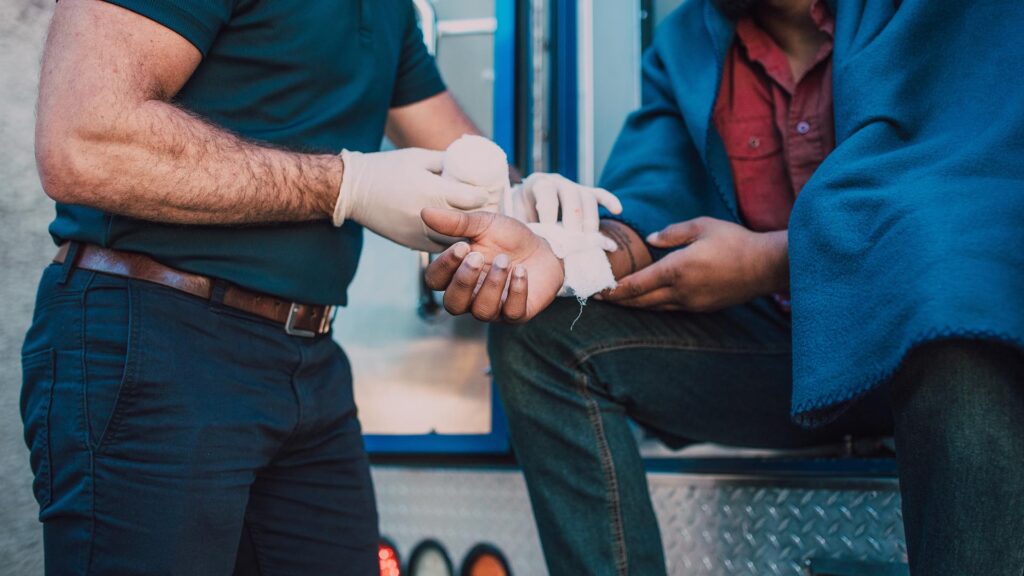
[422,0,1024,574]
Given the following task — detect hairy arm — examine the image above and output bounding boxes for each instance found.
[35,0,341,225]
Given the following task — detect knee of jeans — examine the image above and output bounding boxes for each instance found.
[895,339,1024,459]
[488,300,586,401]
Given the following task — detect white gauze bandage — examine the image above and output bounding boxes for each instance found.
[528,223,617,299]
[442,134,509,208]
[442,135,616,301]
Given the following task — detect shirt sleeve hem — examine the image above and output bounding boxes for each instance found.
[390,76,447,109]
[101,0,219,57]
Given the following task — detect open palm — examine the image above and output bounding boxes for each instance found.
[421,208,563,322]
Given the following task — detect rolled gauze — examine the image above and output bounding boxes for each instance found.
[442,134,509,194]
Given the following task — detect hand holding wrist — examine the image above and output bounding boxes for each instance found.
[330,147,492,251]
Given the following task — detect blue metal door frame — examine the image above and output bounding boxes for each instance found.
[364,0,518,455]
[552,0,579,181]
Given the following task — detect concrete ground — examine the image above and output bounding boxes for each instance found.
[1,1,57,573]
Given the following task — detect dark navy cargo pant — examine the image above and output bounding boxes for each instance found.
[20,261,378,575]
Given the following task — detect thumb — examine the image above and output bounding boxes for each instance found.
[421,208,496,239]
[442,180,492,210]
[647,219,703,248]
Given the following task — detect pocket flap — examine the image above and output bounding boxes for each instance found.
[718,117,783,159]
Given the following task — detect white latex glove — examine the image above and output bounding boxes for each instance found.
[504,173,623,233]
[333,148,495,252]
[442,135,509,211]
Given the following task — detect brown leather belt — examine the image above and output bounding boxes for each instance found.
[54,243,334,337]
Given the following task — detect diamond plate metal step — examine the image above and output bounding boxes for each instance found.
[373,466,907,575]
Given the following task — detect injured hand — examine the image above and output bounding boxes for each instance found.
[438,136,619,301]
[441,134,624,235]
[421,208,563,323]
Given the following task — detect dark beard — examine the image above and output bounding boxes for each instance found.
[711,0,761,19]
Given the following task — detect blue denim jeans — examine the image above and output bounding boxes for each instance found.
[20,261,378,575]
[489,298,1024,576]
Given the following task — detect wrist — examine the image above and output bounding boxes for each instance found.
[330,150,357,226]
[755,230,789,294]
[599,219,652,280]
[536,237,566,286]
[323,153,345,218]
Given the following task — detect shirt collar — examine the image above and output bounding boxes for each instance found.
[734,0,834,93]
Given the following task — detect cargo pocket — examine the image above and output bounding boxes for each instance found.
[20,348,55,510]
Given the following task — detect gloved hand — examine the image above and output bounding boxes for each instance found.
[333,148,496,252]
[503,173,623,233]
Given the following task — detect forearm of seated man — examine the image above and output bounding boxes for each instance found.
[598,219,655,279]
[601,217,790,311]
[423,212,791,319]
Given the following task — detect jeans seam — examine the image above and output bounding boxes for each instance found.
[572,339,790,369]
[79,272,98,453]
[86,452,97,574]
[94,281,143,453]
[246,520,271,576]
[576,371,630,576]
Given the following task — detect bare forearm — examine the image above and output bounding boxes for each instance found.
[35,0,342,226]
[758,230,790,293]
[599,219,654,279]
[40,100,340,225]
[386,91,521,182]
[601,219,789,296]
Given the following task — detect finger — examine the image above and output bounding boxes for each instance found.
[603,264,672,302]
[441,179,492,210]
[422,208,496,239]
[581,190,600,233]
[599,233,619,252]
[424,242,471,290]
[519,184,540,222]
[592,187,623,215]
[406,148,445,173]
[558,184,584,233]
[503,184,520,218]
[501,265,529,323]
[647,219,703,248]
[613,287,676,309]
[532,178,560,225]
[471,254,512,321]
[443,252,485,315]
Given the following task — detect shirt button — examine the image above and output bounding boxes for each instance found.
[748,136,760,149]
[796,121,811,134]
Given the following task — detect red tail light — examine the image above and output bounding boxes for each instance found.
[379,539,401,576]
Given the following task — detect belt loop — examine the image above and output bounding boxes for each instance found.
[210,279,228,305]
[58,242,81,285]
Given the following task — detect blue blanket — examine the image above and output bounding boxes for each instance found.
[601,0,1024,424]
[789,0,1024,422]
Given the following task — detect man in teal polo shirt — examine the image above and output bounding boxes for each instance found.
[21,0,499,573]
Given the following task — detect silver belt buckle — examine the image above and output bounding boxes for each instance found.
[285,303,317,338]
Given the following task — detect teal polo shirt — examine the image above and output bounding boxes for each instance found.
[49,0,446,305]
